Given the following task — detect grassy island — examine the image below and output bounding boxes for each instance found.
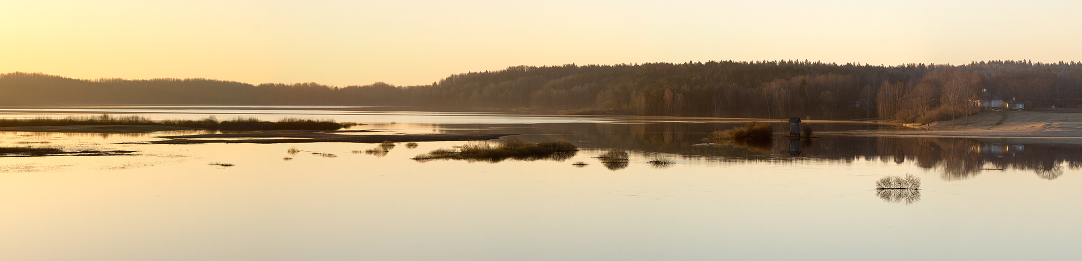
[413,139,577,162]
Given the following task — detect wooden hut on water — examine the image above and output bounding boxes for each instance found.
[788,117,801,136]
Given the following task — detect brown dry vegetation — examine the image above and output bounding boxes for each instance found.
[0,115,356,131]
[412,139,578,162]
[710,122,774,141]
[0,146,136,157]
[153,131,511,144]
[876,174,921,189]
[596,149,631,170]
[709,122,775,152]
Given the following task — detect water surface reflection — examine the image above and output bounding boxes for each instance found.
[876,189,921,204]
[425,122,1082,181]
[4,108,1082,260]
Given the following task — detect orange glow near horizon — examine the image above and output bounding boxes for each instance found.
[2,0,1081,86]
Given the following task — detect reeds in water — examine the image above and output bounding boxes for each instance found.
[597,149,629,162]
[601,160,629,170]
[414,148,457,160]
[647,157,675,168]
[875,174,921,204]
[311,152,337,158]
[875,174,921,190]
[709,122,774,152]
[0,147,65,156]
[0,114,156,127]
[0,114,355,131]
[876,189,921,204]
[596,149,630,170]
[711,121,773,142]
[0,146,135,157]
[359,141,397,157]
[364,147,390,157]
[412,139,578,162]
[212,117,354,131]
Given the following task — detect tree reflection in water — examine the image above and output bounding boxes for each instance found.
[423,121,1082,180]
[694,135,1078,181]
[872,138,1077,181]
[601,160,629,171]
[1035,165,1064,180]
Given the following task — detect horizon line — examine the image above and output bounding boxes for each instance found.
[5,59,1080,87]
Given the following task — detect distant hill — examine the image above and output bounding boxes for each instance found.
[4,60,1082,122]
[0,72,399,106]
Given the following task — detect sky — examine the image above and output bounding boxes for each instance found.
[2,0,1081,86]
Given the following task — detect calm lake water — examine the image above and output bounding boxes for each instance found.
[1,106,1080,261]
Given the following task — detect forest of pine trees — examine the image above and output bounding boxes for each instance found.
[2,60,1081,123]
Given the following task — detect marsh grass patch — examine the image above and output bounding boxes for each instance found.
[0,115,356,131]
[647,157,676,168]
[311,152,337,158]
[709,122,775,152]
[0,146,136,157]
[711,122,774,142]
[595,149,630,170]
[412,139,577,163]
[0,147,65,156]
[364,147,390,157]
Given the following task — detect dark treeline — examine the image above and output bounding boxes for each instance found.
[0,73,400,105]
[4,60,1082,122]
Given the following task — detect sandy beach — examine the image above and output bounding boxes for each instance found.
[841,110,1082,144]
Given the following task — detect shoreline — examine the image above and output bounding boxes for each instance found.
[151,131,511,144]
[2,110,1081,144]
[826,110,1082,144]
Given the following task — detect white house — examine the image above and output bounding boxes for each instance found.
[1007,98,1024,110]
[980,93,1004,109]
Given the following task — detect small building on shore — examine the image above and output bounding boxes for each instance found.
[980,93,1005,109]
[1007,98,1024,110]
